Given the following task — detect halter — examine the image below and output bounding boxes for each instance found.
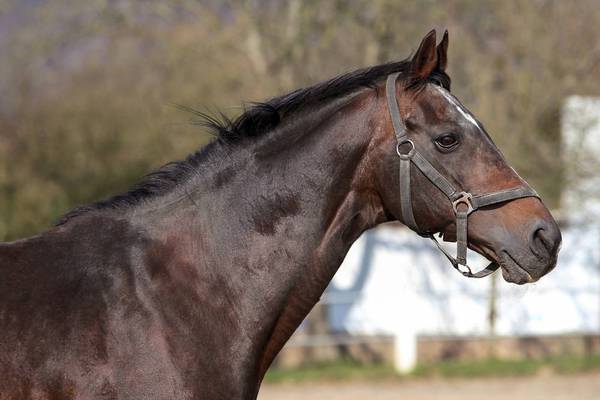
[386,72,539,278]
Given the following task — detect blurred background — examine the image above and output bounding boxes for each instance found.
[1,1,600,399]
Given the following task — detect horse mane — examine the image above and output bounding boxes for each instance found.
[56,59,450,226]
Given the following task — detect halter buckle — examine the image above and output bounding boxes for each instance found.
[452,192,474,215]
[396,139,415,160]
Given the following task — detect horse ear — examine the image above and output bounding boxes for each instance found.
[411,29,438,80]
[436,30,449,72]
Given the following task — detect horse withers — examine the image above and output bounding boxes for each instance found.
[0,30,560,399]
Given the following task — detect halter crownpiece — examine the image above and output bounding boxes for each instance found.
[386,72,539,278]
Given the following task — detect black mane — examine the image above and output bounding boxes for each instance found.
[57,59,450,225]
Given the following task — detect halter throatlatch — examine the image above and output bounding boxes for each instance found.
[386,72,539,278]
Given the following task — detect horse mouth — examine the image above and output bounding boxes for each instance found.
[468,242,535,285]
[499,250,535,285]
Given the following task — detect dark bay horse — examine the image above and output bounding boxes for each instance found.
[0,30,560,399]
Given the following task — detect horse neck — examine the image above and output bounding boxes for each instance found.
[132,89,387,389]
[235,94,388,380]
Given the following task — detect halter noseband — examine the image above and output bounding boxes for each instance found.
[386,72,539,278]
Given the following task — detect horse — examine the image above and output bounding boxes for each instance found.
[0,30,561,399]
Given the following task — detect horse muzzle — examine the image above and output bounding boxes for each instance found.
[497,218,561,284]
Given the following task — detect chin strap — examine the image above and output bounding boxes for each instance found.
[386,72,539,278]
[427,233,500,278]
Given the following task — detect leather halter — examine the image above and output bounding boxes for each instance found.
[386,72,539,278]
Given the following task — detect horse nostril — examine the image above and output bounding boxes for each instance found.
[530,221,561,259]
[533,228,549,255]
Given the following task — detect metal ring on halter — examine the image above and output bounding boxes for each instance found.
[452,192,474,215]
[396,139,415,160]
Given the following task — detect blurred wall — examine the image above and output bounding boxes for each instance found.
[328,223,599,337]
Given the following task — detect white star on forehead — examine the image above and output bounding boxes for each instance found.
[434,86,481,130]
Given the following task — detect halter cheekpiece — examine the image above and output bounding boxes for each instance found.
[386,72,539,278]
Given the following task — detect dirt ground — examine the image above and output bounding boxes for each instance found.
[258,371,600,400]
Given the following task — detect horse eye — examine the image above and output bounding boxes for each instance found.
[434,133,459,150]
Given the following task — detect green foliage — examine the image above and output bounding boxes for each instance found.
[2,0,600,239]
[264,359,398,383]
[264,354,600,383]
[413,358,542,378]
[413,354,600,378]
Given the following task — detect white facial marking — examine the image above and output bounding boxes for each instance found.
[434,86,481,130]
